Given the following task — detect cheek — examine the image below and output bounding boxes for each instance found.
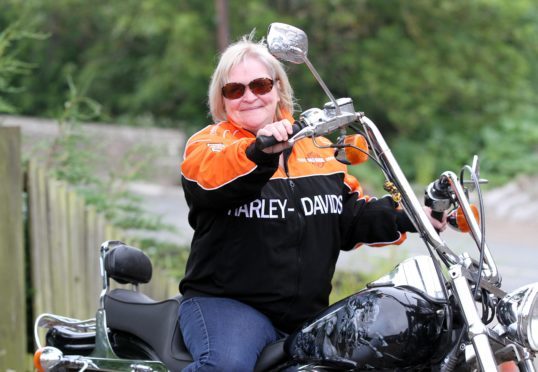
[262,91,279,109]
[223,99,238,115]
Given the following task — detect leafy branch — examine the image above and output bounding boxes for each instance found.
[0,21,46,113]
[47,75,179,250]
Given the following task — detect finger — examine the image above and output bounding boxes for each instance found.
[282,120,293,134]
[259,125,283,142]
[271,124,286,142]
[270,121,290,142]
[429,215,444,231]
[276,122,290,141]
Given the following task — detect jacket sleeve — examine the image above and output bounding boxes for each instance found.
[181,126,280,209]
[340,173,415,251]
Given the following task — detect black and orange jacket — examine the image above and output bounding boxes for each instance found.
[179,114,415,333]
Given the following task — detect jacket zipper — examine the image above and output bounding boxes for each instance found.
[281,148,304,325]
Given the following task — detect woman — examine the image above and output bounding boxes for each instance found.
[179,34,446,371]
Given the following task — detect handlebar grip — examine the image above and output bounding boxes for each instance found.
[255,122,302,150]
[431,210,445,222]
[431,210,445,234]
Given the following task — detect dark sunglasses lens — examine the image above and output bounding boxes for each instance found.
[249,78,274,95]
[222,78,274,99]
[222,83,245,99]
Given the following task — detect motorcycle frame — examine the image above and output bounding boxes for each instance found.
[94,240,169,371]
[267,22,536,370]
[358,114,536,371]
[35,241,169,371]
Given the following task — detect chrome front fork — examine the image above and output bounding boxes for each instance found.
[450,265,536,372]
[450,264,498,371]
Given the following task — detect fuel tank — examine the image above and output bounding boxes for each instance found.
[285,286,446,370]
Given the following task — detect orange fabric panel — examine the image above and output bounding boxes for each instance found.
[284,138,347,177]
[181,122,259,190]
[353,232,407,249]
[181,116,352,188]
[343,173,363,196]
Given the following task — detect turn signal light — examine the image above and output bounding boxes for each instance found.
[448,204,480,233]
[344,134,369,165]
[34,346,63,372]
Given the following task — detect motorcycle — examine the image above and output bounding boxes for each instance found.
[34,23,538,372]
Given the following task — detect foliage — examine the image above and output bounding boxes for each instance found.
[290,0,538,185]
[1,0,537,185]
[0,0,216,127]
[330,270,368,305]
[45,75,179,247]
[0,21,43,113]
[480,110,538,185]
[139,238,190,279]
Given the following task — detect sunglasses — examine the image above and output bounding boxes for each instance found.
[221,77,275,100]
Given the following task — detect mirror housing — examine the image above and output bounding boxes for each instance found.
[267,22,308,64]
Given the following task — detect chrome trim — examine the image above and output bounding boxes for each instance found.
[498,283,538,351]
[442,171,499,284]
[369,255,446,301]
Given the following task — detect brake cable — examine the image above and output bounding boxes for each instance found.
[460,165,487,299]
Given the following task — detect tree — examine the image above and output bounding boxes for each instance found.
[1,0,537,184]
[0,21,41,113]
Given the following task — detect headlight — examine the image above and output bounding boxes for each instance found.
[497,283,538,351]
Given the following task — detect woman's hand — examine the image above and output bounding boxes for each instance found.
[423,206,448,232]
[256,119,294,154]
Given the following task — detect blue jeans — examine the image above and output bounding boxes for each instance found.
[179,297,281,372]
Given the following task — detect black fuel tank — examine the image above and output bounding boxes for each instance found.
[285,286,445,370]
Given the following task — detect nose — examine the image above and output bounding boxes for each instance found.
[241,86,258,101]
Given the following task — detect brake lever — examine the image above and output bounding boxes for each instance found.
[288,126,315,145]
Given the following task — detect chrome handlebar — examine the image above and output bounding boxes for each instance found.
[289,100,500,286]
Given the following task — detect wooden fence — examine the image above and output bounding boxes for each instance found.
[0,126,179,370]
[26,163,179,320]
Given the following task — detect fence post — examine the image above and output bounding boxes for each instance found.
[27,160,53,317]
[0,127,26,370]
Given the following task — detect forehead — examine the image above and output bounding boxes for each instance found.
[226,57,271,83]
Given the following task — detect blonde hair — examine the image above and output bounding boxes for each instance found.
[208,33,295,123]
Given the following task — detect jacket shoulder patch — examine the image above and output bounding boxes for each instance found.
[207,143,225,152]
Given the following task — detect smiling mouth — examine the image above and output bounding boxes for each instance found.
[241,106,263,112]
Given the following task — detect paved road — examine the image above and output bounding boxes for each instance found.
[338,179,538,292]
[337,218,537,292]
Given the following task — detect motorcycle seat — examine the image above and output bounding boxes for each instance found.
[105,288,191,371]
[105,289,288,371]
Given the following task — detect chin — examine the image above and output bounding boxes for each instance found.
[241,119,270,133]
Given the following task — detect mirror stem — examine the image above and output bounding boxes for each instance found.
[299,49,342,115]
